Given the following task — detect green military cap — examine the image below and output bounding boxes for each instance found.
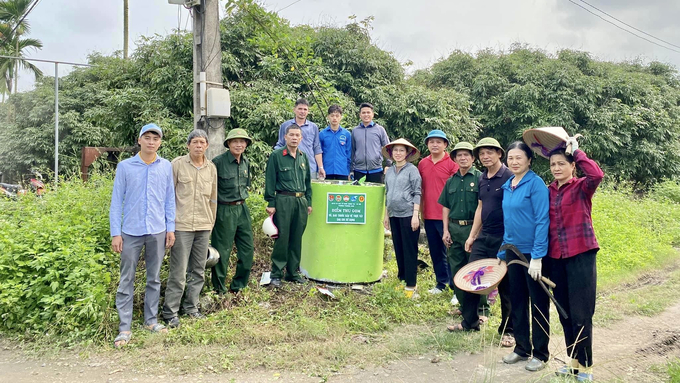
[473,137,504,159]
[224,128,253,147]
[451,141,474,157]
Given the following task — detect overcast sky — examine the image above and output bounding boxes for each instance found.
[19,0,680,92]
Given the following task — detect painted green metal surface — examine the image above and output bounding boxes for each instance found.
[301,180,385,283]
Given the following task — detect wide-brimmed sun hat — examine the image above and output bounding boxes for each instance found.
[473,137,504,159]
[382,138,421,162]
[522,126,571,159]
[454,258,508,295]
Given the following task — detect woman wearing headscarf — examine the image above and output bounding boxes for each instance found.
[498,141,550,372]
[548,138,603,382]
[383,138,422,298]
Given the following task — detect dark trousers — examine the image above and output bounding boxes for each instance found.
[325,174,350,180]
[551,249,597,367]
[507,256,551,362]
[270,194,309,280]
[390,216,420,287]
[423,220,451,290]
[354,171,383,184]
[211,203,254,293]
[462,233,513,334]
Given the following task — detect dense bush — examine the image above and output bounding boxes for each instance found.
[415,47,680,187]
[0,176,117,340]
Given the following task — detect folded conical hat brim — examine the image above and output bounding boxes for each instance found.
[382,138,421,162]
[523,127,569,159]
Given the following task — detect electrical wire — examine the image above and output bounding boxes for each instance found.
[277,0,303,13]
[577,0,680,50]
[566,0,680,54]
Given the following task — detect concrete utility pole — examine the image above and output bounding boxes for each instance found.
[192,0,225,160]
[123,0,129,59]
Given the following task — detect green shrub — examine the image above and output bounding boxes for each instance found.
[650,180,680,204]
[0,175,118,342]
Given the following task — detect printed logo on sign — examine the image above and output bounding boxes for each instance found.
[350,195,357,202]
[329,195,334,201]
[359,196,365,203]
[343,195,350,202]
[335,195,342,201]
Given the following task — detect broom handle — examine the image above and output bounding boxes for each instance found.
[541,276,556,289]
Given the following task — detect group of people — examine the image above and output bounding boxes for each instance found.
[381,132,602,381]
[109,99,603,382]
[109,123,257,347]
[107,99,392,344]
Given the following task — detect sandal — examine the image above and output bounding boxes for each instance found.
[114,331,131,348]
[447,323,466,332]
[501,333,516,348]
[478,315,488,324]
[145,323,168,333]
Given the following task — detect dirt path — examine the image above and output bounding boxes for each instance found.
[2,302,679,383]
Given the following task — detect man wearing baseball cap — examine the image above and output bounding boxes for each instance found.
[110,123,176,347]
[210,128,255,294]
[418,130,459,294]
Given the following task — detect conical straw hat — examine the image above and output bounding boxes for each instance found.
[522,126,570,159]
[382,138,421,162]
[454,258,508,295]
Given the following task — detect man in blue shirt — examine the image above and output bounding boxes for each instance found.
[274,98,325,179]
[351,102,390,183]
[109,123,176,348]
[319,104,351,180]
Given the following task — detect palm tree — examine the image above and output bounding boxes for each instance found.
[0,0,43,94]
[0,21,41,99]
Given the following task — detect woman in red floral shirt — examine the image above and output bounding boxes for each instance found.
[548,138,604,383]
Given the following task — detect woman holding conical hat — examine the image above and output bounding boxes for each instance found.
[382,138,422,298]
[528,128,603,382]
[497,140,550,372]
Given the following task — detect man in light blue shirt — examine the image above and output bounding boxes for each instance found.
[274,98,325,179]
[109,123,176,348]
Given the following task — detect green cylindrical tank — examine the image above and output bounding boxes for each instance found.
[301,180,385,283]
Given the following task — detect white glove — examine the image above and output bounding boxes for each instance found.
[528,258,542,281]
[565,136,579,155]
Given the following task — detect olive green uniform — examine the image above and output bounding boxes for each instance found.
[264,147,312,281]
[438,168,481,307]
[211,151,254,293]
